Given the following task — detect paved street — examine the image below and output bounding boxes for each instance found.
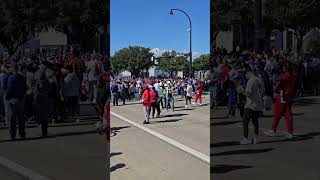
[0,104,106,180]
[211,96,320,180]
[110,94,210,180]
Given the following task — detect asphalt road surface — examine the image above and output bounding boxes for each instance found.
[211,96,320,180]
[111,94,210,180]
[0,104,107,180]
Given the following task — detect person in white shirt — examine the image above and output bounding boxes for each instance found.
[86,53,102,103]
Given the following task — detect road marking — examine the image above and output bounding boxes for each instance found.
[0,156,51,180]
[111,111,210,165]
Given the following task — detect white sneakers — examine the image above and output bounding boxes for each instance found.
[264,129,276,137]
[240,138,252,145]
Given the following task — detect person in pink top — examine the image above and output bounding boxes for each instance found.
[140,84,151,124]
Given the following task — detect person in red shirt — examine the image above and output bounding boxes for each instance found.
[194,81,204,105]
[265,63,297,139]
[150,86,159,118]
[141,84,151,124]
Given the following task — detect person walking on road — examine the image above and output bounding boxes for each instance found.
[185,82,193,108]
[264,63,296,139]
[150,85,159,118]
[240,69,265,145]
[166,82,175,112]
[141,84,151,124]
[111,81,119,106]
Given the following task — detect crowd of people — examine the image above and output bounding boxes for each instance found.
[0,49,109,140]
[210,48,320,144]
[110,77,210,124]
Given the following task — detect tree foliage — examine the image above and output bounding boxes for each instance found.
[111,46,153,78]
[193,54,210,71]
[51,0,103,50]
[0,0,50,55]
[158,50,188,77]
[264,0,320,53]
[211,0,254,42]
[0,0,103,55]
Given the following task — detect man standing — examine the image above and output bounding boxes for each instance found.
[5,63,27,140]
[240,69,265,145]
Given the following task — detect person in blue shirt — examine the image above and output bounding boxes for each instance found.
[4,63,27,140]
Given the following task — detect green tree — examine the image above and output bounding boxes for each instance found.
[193,54,210,71]
[50,0,103,51]
[307,38,320,57]
[264,0,320,54]
[111,46,153,78]
[0,0,50,55]
[158,51,188,77]
[211,0,254,42]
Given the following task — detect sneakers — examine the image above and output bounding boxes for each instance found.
[252,137,259,144]
[264,129,276,137]
[240,138,252,145]
[286,133,293,139]
[185,105,188,108]
[143,121,150,124]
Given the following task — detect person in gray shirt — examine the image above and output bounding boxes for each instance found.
[240,68,265,145]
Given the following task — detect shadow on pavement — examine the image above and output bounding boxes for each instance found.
[211,120,242,126]
[293,98,320,107]
[260,131,320,144]
[111,152,123,157]
[0,130,101,143]
[212,148,274,156]
[161,113,188,118]
[110,163,126,172]
[211,165,253,174]
[111,126,131,137]
[174,108,195,111]
[211,141,240,148]
[210,116,229,120]
[150,119,182,124]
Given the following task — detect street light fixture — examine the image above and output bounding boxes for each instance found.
[169,8,193,78]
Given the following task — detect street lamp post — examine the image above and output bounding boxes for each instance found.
[169,9,192,78]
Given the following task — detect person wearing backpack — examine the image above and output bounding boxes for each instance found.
[141,84,151,124]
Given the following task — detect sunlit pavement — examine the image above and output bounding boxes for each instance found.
[0,104,106,180]
[110,94,210,180]
[211,96,320,180]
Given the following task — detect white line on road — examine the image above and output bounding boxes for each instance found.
[0,156,51,180]
[111,111,210,165]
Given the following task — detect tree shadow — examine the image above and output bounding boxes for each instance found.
[110,163,126,172]
[211,165,253,174]
[150,119,182,124]
[212,148,274,156]
[211,120,241,126]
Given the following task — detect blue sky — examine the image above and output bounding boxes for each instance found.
[110,0,210,59]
